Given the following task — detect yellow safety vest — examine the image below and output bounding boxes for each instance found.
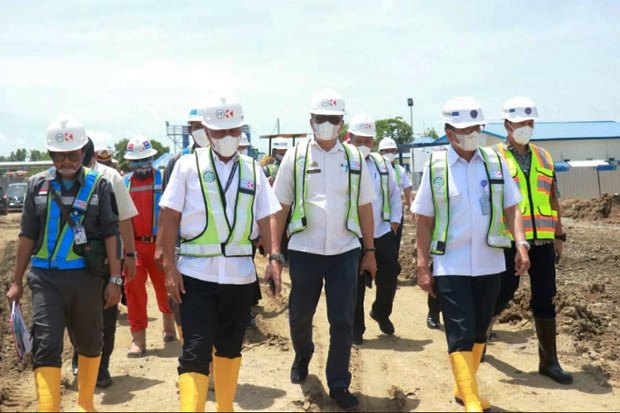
[430,147,511,255]
[494,143,557,241]
[393,163,402,188]
[288,140,363,238]
[368,152,391,222]
[179,147,257,257]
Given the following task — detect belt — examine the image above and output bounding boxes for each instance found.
[135,236,157,243]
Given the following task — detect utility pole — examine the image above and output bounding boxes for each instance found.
[407,98,414,140]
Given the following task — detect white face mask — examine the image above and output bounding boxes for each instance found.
[211,135,240,158]
[453,130,482,152]
[383,153,396,162]
[512,126,534,145]
[313,121,339,141]
[357,145,371,159]
[275,153,284,162]
[191,129,210,147]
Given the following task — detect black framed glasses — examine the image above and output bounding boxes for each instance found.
[313,115,342,125]
[49,151,82,162]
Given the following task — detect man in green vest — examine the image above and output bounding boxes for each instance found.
[6,116,122,412]
[263,137,288,185]
[348,114,402,345]
[491,96,572,384]
[414,97,529,412]
[271,89,377,411]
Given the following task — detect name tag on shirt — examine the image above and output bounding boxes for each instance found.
[73,225,88,245]
[308,161,321,174]
[479,195,491,216]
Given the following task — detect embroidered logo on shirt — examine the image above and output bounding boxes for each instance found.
[433,177,444,187]
[203,171,216,183]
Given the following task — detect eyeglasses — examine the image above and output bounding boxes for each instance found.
[313,115,342,125]
[209,127,243,139]
[49,151,82,162]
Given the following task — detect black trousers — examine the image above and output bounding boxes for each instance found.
[494,243,557,319]
[354,231,401,335]
[395,216,404,256]
[435,274,501,353]
[426,263,441,316]
[288,249,360,391]
[177,275,254,376]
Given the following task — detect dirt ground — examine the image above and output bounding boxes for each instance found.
[1,197,619,412]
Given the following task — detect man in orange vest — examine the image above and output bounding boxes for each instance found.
[491,97,572,384]
[123,137,175,357]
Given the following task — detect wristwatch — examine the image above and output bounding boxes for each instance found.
[555,233,567,242]
[269,253,286,264]
[125,252,138,259]
[516,240,531,251]
[109,276,123,286]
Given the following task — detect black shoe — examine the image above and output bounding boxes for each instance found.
[329,388,359,411]
[96,368,113,388]
[72,350,79,376]
[353,331,364,345]
[426,312,440,329]
[290,355,311,384]
[370,310,395,335]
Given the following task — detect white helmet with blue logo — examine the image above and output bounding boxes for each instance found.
[501,96,539,122]
[124,137,158,160]
[441,97,486,129]
[46,116,89,152]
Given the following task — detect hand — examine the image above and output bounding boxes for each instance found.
[124,257,137,281]
[359,252,377,279]
[104,283,121,308]
[515,246,530,276]
[6,281,23,304]
[554,239,563,263]
[264,261,283,297]
[268,176,275,186]
[154,247,165,271]
[165,265,185,304]
[391,222,400,234]
[417,265,436,298]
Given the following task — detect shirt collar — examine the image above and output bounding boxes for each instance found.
[447,145,483,165]
[212,151,240,166]
[310,138,345,153]
[504,140,531,154]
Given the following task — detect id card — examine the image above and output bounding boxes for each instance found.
[479,195,491,216]
[73,225,88,245]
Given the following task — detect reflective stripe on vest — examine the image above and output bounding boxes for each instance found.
[32,168,102,270]
[179,147,256,257]
[123,169,162,235]
[394,164,402,188]
[429,148,511,255]
[368,152,391,222]
[494,143,557,240]
[288,141,362,238]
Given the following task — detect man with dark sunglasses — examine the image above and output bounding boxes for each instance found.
[6,116,122,412]
[271,89,377,411]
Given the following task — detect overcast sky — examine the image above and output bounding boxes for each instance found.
[1,0,619,156]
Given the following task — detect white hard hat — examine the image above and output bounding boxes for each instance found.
[95,145,115,160]
[239,132,250,147]
[187,108,204,122]
[124,137,158,160]
[348,113,376,138]
[501,96,539,122]
[46,116,89,152]
[272,137,289,149]
[310,89,346,115]
[441,97,486,129]
[379,138,398,151]
[202,96,245,130]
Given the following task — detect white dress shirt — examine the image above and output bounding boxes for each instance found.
[160,152,281,285]
[273,139,375,256]
[93,162,138,221]
[366,156,402,238]
[412,146,522,277]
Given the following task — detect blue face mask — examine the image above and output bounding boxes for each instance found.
[130,159,153,179]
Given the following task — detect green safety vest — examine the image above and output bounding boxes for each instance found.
[288,140,363,238]
[32,168,102,270]
[494,143,557,241]
[393,163,402,188]
[368,152,391,222]
[179,147,257,257]
[429,147,511,255]
[267,163,279,178]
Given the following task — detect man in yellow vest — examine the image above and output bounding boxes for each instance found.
[160,96,282,412]
[414,97,529,412]
[491,96,572,384]
[271,89,377,411]
[348,114,402,345]
[6,116,122,412]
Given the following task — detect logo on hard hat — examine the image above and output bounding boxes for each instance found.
[128,143,135,151]
[451,111,459,117]
[225,109,234,119]
[215,109,226,119]
[525,107,532,115]
[54,133,64,143]
[143,141,152,150]
[470,110,478,119]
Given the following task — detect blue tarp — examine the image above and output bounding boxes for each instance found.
[554,161,571,172]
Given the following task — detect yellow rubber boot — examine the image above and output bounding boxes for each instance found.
[213,356,241,412]
[454,343,490,409]
[77,355,101,412]
[449,352,482,412]
[34,367,61,412]
[178,372,209,412]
